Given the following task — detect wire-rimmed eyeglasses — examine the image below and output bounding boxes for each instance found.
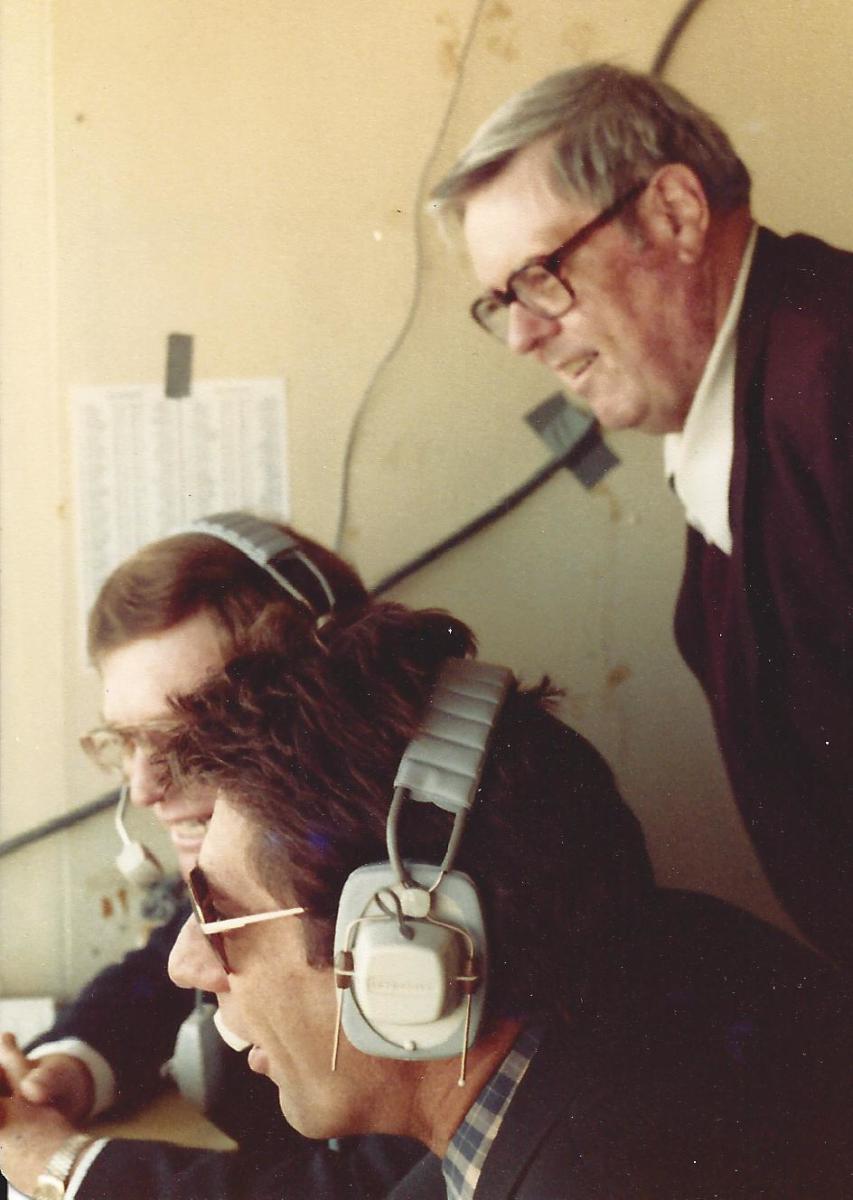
[470,182,646,343]
[188,864,307,974]
[80,720,180,776]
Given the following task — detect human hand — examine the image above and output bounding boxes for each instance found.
[0,1091,78,1197]
[0,1034,94,1123]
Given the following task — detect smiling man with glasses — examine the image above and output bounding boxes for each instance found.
[0,520,421,1200]
[432,62,853,971]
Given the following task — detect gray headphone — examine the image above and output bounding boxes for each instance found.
[332,658,511,1084]
[186,510,336,620]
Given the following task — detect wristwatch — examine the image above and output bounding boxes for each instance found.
[33,1132,94,1200]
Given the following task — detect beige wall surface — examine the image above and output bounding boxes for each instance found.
[1,0,851,995]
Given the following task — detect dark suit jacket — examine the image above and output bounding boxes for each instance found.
[675,227,853,966]
[388,890,853,1199]
[77,1132,423,1200]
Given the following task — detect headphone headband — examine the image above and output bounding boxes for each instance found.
[394,659,511,816]
[178,511,336,619]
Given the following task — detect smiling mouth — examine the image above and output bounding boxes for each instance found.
[166,817,210,847]
[555,352,597,381]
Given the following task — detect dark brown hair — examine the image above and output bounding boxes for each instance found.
[87,520,367,664]
[169,602,654,1019]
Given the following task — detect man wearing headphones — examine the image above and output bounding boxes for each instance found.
[21,599,845,1198]
[0,515,421,1199]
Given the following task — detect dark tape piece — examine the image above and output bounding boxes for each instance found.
[165,332,194,398]
[525,392,619,488]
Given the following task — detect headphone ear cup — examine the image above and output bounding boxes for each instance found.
[350,913,465,1028]
[333,862,487,1062]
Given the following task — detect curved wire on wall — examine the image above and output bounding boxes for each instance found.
[333,0,489,553]
[343,0,711,594]
[651,0,709,76]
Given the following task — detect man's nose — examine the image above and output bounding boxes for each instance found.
[506,302,560,355]
[168,915,230,995]
[125,745,169,808]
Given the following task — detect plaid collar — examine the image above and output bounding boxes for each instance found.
[442,1024,542,1200]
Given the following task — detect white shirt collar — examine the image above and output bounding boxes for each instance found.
[663,223,758,555]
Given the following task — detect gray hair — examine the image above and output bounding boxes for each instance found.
[432,63,751,219]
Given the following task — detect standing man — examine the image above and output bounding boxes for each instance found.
[430,63,852,965]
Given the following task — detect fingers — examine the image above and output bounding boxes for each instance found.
[20,1055,94,1122]
[0,1040,93,1121]
[18,1063,56,1105]
[0,1033,31,1092]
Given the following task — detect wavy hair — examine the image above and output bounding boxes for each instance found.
[168,602,654,1019]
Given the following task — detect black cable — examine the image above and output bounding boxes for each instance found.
[369,429,601,596]
[0,787,120,860]
[651,0,708,76]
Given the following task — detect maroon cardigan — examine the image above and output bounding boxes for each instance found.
[674,226,853,966]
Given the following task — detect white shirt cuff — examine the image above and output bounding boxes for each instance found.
[28,1038,117,1117]
[65,1138,110,1200]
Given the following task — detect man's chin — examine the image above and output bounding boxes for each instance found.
[277,1095,326,1140]
[589,402,641,433]
[589,393,667,435]
[275,1083,349,1142]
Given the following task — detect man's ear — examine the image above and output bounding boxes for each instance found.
[640,164,710,264]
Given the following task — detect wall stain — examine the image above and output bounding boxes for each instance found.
[482,0,518,62]
[435,10,461,77]
[593,481,622,523]
[437,36,460,76]
[100,895,114,919]
[606,664,632,690]
[486,0,513,20]
[484,32,519,63]
[560,18,597,60]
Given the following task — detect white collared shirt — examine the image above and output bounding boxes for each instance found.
[663,224,758,555]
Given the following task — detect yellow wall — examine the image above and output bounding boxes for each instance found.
[2,0,851,995]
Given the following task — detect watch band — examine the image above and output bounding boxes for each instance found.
[33,1132,94,1200]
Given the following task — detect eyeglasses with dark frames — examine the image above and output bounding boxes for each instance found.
[470,182,646,343]
[188,864,307,974]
